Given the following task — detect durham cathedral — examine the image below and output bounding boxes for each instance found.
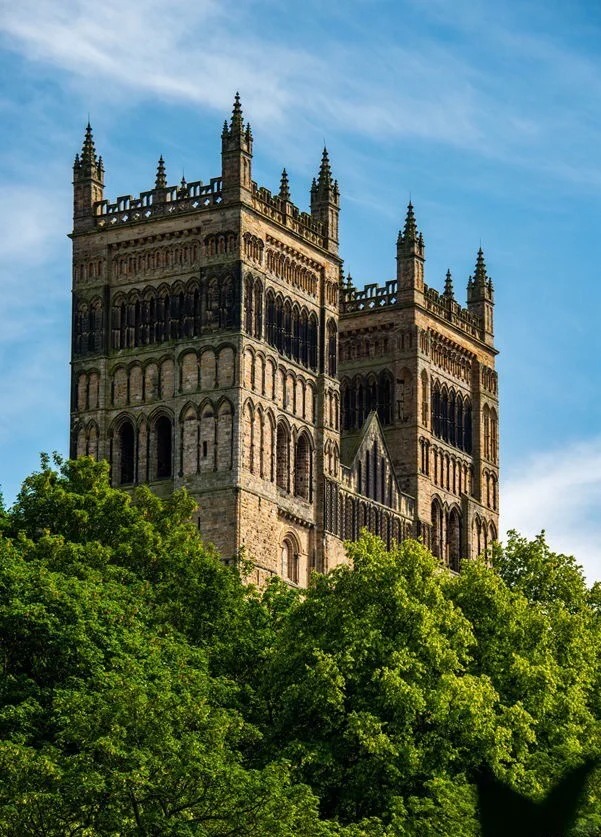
[70,95,499,587]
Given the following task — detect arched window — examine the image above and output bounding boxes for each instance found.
[275,297,284,353]
[155,416,172,479]
[283,300,292,356]
[253,280,263,339]
[464,401,473,454]
[490,408,498,464]
[448,508,462,572]
[266,291,275,346]
[441,388,449,442]
[308,313,318,370]
[456,396,464,451]
[294,433,311,501]
[276,423,290,492]
[367,376,377,414]
[119,421,135,485]
[244,276,253,334]
[220,277,234,328]
[378,371,392,425]
[299,309,309,366]
[432,383,441,438]
[281,537,299,584]
[327,320,337,377]
[449,390,456,446]
[292,306,300,362]
[483,405,490,459]
[431,499,443,559]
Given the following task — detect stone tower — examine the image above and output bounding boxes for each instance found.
[339,205,499,568]
[70,98,497,585]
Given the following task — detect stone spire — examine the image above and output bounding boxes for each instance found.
[177,175,188,197]
[221,92,253,202]
[230,91,244,134]
[73,120,105,230]
[310,146,340,253]
[81,121,96,166]
[155,155,167,189]
[472,247,493,290]
[279,168,291,201]
[444,269,454,298]
[402,201,417,243]
[396,200,425,296]
[317,147,332,190]
[467,247,495,344]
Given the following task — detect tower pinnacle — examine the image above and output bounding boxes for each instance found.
[444,269,454,298]
[155,155,167,189]
[473,247,490,287]
[73,120,104,230]
[230,91,244,133]
[402,201,417,242]
[279,168,291,201]
[81,121,96,166]
[317,147,332,190]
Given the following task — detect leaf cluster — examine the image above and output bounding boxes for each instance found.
[0,457,600,835]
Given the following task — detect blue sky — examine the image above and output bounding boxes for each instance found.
[1,0,600,578]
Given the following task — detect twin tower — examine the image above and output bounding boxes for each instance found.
[70,95,499,585]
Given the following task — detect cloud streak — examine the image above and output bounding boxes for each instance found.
[3,0,601,183]
[502,438,601,583]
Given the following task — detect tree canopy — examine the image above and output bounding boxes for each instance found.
[0,455,599,835]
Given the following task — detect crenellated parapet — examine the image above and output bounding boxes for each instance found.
[341,277,482,338]
[251,182,328,248]
[93,178,224,229]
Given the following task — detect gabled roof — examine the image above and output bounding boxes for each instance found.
[341,411,404,503]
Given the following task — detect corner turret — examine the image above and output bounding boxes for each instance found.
[310,147,340,254]
[467,248,495,344]
[396,201,425,301]
[72,122,104,232]
[221,92,253,203]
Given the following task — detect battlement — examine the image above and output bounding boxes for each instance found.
[251,182,327,248]
[92,177,223,230]
[423,285,480,338]
[341,279,482,338]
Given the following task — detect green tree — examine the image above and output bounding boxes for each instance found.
[0,456,330,835]
[261,535,505,830]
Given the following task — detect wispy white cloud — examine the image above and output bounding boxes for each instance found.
[0,0,584,163]
[502,439,601,583]
[2,0,601,197]
[0,185,66,265]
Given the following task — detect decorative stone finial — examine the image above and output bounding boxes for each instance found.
[81,121,96,166]
[473,247,489,286]
[230,91,243,132]
[155,155,167,189]
[444,269,454,298]
[317,146,332,190]
[402,201,417,242]
[279,168,291,201]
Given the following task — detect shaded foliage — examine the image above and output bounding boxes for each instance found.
[0,457,599,834]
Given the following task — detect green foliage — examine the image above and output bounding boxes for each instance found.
[0,457,600,834]
[0,457,328,835]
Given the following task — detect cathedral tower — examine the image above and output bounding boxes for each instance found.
[70,101,497,584]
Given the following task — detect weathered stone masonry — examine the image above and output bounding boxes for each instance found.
[70,95,499,586]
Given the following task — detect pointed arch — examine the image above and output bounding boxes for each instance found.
[276,420,291,492]
[294,431,313,502]
[431,496,444,560]
[447,507,462,572]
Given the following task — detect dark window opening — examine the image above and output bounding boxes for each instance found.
[156,417,172,479]
[119,422,135,485]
